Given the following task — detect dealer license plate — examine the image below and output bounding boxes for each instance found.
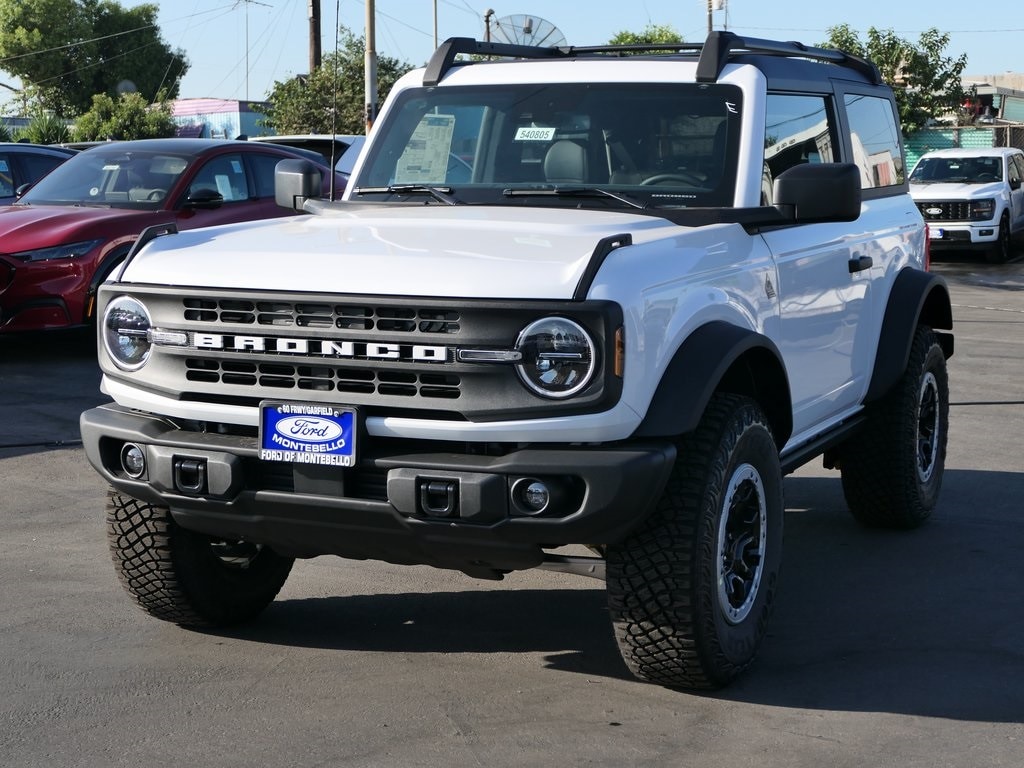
[258,402,357,466]
[929,227,944,240]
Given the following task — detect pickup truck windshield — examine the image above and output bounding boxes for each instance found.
[352,82,743,209]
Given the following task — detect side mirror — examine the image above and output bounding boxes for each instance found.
[183,187,224,210]
[275,158,322,211]
[773,163,862,223]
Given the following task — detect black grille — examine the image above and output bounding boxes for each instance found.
[915,201,976,221]
[185,358,461,399]
[183,297,460,334]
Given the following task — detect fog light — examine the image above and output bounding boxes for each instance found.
[511,477,551,515]
[121,443,146,478]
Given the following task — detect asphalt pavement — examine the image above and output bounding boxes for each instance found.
[1,253,1021,768]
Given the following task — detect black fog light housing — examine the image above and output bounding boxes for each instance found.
[511,476,572,516]
[120,442,147,479]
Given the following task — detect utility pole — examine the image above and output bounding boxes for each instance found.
[308,0,321,72]
[365,0,377,130]
[484,9,494,42]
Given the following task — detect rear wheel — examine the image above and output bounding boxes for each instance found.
[606,394,783,689]
[106,490,294,627]
[840,326,949,528]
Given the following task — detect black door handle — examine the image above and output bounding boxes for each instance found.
[849,254,873,273]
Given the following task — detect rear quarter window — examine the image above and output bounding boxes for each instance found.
[844,92,904,189]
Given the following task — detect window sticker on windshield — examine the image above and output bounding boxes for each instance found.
[0,160,8,172]
[102,164,121,171]
[395,113,456,184]
[231,160,242,174]
[514,126,556,142]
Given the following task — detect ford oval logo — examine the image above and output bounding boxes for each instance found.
[275,416,344,443]
[925,207,943,215]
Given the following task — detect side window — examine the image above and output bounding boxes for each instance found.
[189,153,250,202]
[19,153,66,188]
[248,153,304,198]
[1010,154,1024,185]
[0,154,14,197]
[844,93,904,189]
[763,95,836,205]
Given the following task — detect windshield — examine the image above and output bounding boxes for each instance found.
[352,82,743,209]
[910,156,1003,184]
[19,148,193,208]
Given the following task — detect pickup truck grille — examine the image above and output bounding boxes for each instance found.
[915,201,975,221]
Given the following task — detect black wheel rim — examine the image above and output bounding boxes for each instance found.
[716,463,767,625]
[917,371,940,483]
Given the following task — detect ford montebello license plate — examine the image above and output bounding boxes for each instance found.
[258,402,357,466]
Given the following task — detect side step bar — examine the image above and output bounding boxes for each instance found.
[537,554,606,581]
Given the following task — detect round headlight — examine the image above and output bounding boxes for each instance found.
[103,296,152,371]
[515,317,597,398]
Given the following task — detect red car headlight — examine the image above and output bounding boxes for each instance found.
[9,239,103,262]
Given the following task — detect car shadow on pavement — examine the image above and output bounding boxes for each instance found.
[0,328,102,457]
[216,467,1024,721]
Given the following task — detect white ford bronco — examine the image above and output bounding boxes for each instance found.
[81,32,954,689]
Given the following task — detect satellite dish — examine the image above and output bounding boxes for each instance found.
[491,14,566,47]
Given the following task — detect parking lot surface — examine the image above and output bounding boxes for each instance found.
[1,254,1022,767]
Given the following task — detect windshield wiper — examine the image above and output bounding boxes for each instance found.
[354,184,460,205]
[503,186,647,210]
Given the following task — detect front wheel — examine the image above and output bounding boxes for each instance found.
[840,326,949,528]
[985,212,1012,264]
[606,394,784,690]
[106,490,294,627]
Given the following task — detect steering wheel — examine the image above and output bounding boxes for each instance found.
[147,189,167,202]
[976,173,997,182]
[641,172,703,186]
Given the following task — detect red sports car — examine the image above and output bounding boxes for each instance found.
[0,138,343,333]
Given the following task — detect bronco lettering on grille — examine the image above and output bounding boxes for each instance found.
[190,333,449,362]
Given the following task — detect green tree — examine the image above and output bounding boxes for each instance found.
[0,0,188,117]
[822,24,970,135]
[263,27,413,134]
[608,24,683,46]
[15,107,69,143]
[71,91,176,141]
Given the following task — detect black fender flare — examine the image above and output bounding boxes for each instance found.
[632,320,793,446]
[865,268,954,403]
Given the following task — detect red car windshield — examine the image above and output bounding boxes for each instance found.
[19,149,193,209]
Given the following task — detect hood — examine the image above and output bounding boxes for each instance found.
[909,181,1005,200]
[0,204,151,252]
[121,205,679,299]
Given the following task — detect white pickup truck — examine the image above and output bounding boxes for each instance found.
[910,146,1024,263]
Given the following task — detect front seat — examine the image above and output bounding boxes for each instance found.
[544,140,588,184]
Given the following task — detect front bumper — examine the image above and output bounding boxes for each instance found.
[81,403,676,577]
[927,221,999,248]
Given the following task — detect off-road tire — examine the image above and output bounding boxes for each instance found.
[840,326,949,528]
[106,490,294,627]
[606,393,784,690]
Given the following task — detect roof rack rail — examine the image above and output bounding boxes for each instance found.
[423,31,882,87]
[424,38,569,86]
[695,31,882,85]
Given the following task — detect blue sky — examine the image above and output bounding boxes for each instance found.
[65,1,1024,100]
